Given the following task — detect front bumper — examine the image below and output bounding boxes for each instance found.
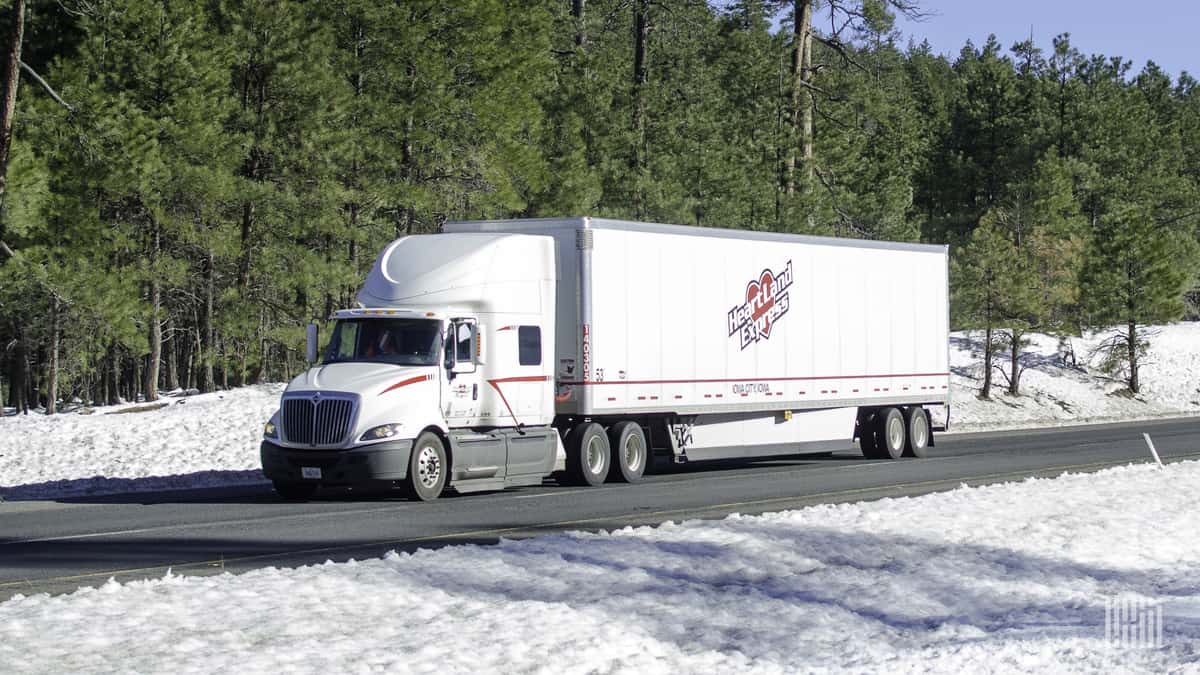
[260,439,414,484]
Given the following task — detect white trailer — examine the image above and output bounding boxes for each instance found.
[260,217,949,500]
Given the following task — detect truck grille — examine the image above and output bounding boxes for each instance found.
[281,394,357,447]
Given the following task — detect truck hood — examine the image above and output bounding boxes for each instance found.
[287,362,437,398]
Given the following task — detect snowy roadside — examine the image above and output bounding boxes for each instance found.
[0,385,282,500]
[3,460,1198,673]
[946,323,1200,432]
[1,323,1198,500]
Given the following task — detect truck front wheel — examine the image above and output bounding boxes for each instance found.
[565,422,610,486]
[404,432,448,501]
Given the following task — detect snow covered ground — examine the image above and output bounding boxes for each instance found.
[2,324,1198,499]
[3,459,1198,673]
[949,323,1200,432]
[0,385,282,500]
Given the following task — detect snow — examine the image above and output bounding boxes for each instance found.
[948,323,1200,431]
[3,460,1198,673]
[2,324,1199,500]
[0,385,282,500]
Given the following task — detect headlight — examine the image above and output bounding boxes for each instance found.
[359,423,403,442]
[263,413,279,439]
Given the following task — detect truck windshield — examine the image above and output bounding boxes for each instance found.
[322,318,442,367]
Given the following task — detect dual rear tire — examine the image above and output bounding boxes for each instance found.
[860,406,930,459]
[564,421,647,485]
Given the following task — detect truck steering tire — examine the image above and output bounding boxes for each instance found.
[607,421,647,483]
[566,422,611,486]
[404,431,448,501]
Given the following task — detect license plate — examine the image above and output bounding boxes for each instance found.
[301,467,322,480]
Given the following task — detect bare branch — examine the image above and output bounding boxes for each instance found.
[1154,210,1200,226]
[813,164,865,234]
[0,239,13,259]
[812,35,871,76]
[56,1,96,17]
[19,61,74,112]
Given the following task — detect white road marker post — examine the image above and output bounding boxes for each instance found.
[1143,433,1165,469]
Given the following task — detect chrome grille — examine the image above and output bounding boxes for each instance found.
[281,394,356,447]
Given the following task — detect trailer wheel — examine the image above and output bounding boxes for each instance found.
[874,407,906,460]
[607,421,647,483]
[903,407,930,458]
[272,480,318,501]
[403,431,448,501]
[565,422,611,486]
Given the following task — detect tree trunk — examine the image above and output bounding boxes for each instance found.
[0,0,24,212]
[237,200,255,294]
[1008,329,1021,396]
[219,337,229,390]
[164,317,179,391]
[396,111,415,239]
[255,308,268,383]
[106,344,120,405]
[981,324,993,400]
[785,0,814,196]
[10,328,26,413]
[201,250,216,392]
[144,222,162,402]
[45,297,59,414]
[19,334,30,413]
[323,233,335,320]
[1127,321,1139,393]
[133,355,142,402]
[572,0,586,49]
[238,344,248,387]
[631,0,648,219]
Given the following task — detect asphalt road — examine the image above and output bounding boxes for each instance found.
[1,416,1197,600]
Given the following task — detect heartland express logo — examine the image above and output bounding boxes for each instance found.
[727,261,794,350]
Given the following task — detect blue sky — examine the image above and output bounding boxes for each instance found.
[891,0,1197,80]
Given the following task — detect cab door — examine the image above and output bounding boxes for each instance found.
[442,318,482,425]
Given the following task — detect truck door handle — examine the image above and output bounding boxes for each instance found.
[472,384,478,400]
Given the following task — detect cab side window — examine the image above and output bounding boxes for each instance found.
[455,323,473,362]
[518,326,541,366]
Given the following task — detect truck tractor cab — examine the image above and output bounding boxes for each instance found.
[260,233,558,501]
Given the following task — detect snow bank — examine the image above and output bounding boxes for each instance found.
[0,385,282,499]
[949,323,1200,431]
[3,460,1198,673]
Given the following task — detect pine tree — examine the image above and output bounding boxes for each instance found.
[951,220,1023,399]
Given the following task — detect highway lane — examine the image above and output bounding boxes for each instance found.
[1,415,1197,600]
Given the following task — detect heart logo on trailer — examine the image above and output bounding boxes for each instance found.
[727,261,794,350]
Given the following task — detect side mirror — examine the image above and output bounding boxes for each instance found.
[305,323,319,364]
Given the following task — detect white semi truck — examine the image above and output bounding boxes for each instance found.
[260,217,950,500]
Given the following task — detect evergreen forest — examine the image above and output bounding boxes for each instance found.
[1,0,1197,412]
